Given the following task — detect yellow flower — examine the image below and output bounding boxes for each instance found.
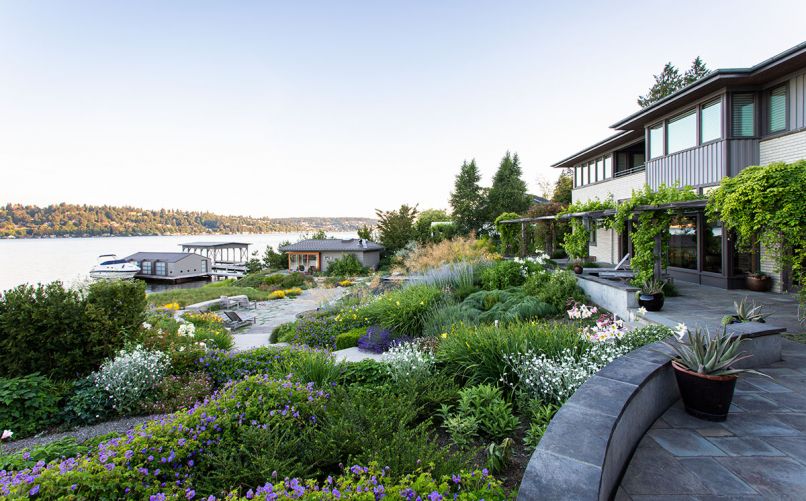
[420,301,424,305]
[396,301,401,306]
[441,333,448,339]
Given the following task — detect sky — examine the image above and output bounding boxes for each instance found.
[1,1,805,219]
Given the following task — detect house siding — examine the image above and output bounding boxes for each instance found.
[588,228,616,264]
[320,251,381,272]
[759,129,806,165]
[572,171,646,203]
[647,140,724,189]
[727,139,760,176]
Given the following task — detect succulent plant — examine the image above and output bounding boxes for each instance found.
[662,327,766,377]
[639,279,666,295]
[733,296,771,323]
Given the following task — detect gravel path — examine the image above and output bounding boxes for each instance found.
[0,414,164,455]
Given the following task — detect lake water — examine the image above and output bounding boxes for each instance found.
[0,232,358,292]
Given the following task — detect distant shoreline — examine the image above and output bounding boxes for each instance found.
[0,230,364,240]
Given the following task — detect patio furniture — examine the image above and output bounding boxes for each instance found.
[594,254,634,279]
[222,310,256,330]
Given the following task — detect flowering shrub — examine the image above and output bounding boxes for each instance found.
[357,326,398,353]
[161,302,180,311]
[198,346,314,386]
[481,260,525,290]
[183,311,223,325]
[177,322,196,337]
[269,290,286,300]
[383,339,436,381]
[581,314,627,343]
[338,279,354,287]
[138,372,214,414]
[94,346,171,415]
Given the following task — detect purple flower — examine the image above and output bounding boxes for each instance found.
[29,485,39,496]
[185,488,196,499]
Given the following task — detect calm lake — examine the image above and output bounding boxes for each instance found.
[0,232,358,292]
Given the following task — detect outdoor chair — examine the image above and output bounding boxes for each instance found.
[222,310,256,330]
[594,254,635,279]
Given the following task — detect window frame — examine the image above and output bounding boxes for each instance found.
[648,122,665,159]
[730,92,756,138]
[766,84,788,135]
[699,98,723,144]
[666,108,698,155]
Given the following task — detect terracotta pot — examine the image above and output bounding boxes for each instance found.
[672,361,738,422]
[746,275,772,292]
[638,292,664,311]
[573,264,583,274]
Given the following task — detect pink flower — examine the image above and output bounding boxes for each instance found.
[1,430,12,440]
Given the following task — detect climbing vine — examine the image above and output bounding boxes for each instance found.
[706,160,806,292]
[612,183,702,285]
[494,212,523,256]
[559,197,617,263]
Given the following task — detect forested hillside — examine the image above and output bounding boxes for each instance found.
[0,203,375,238]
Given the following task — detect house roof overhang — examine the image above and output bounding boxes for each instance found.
[551,130,644,168]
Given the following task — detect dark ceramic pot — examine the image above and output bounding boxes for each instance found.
[672,361,738,422]
[638,292,664,311]
[573,264,583,274]
[746,275,772,292]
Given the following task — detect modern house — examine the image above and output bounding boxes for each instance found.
[123,252,211,282]
[279,239,384,273]
[553,42,806,291]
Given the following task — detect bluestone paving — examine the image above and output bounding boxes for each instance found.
[620,340,806,500]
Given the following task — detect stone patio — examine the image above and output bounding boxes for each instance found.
[617,339,806,500]
[641,281,803,335]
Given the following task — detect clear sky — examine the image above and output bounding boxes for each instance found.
[1,1,804,218]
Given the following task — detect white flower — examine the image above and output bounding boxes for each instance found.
[675,323,688,341]
[177,323,196,337]
[141,322,152,330]
[1,430,12,440]
[637,306,647,316]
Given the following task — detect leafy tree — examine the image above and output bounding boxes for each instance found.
[357,225,374,241]
[487,152,531,219]
[375,204,418,254]
[638,57,709,108]
[552,169,573,204]
[413,209,455,245]
[449,159,485,235]
[309,230,328,240]
[494,212,523,256]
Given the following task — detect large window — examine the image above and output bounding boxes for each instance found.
[668,216,697,270]
[201,259,207,273]
[649,124,664,159]
[768,85,787,134]
[581,164,588,185]
[603,156,612,179]
[595,158,603,182]
[732,93,755,137]
[141,261,152,275]
[155,261,167,276]
[700,99,722,143]
[703,223,722,274]
[667,109,697,154]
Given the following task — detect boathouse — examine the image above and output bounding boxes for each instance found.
[279,239,384,273]
[123,252,211,282]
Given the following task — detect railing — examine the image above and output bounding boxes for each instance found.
[613,164,646,178]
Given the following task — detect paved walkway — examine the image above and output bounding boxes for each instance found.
[618,340,806,500]
[231,287,347,350]
[642,281,803,335]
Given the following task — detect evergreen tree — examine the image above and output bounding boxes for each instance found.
[638,57,709,108]
[552,169,573,204]
[637,62,683,108]
[486,151,530,221]
[375,204,418,254]
[449,159,485,234]
[684,56,710,85]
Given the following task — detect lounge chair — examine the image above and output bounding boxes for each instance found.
[222,310,256,330]
[593,254,635,279]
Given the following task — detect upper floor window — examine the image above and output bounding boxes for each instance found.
[595,158,604,182]
[700,99,722,143]
[649,123,664,159]
[731,93,755,137]
[667,109,697,154]
[768,85,787,134]
[603,156,612,178]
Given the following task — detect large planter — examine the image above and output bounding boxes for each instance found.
[746,275,772,292]
[573,264,583,275]
[638,292,664,311]
[672,361,738,422]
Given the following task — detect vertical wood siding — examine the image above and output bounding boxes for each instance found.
[646,140,724,189]
[728,139,760,176]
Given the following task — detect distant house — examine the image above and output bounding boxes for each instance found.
[279,239,384,273]
[124,252,211,282]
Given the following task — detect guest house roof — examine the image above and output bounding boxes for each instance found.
[280,239,384,252]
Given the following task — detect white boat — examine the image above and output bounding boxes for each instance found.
[89,255,140,279]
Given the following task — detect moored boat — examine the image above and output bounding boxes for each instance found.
[89,254,140,279]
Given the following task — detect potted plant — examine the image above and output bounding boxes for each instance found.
[663,327,765,421]
[746,271,772,292]
[572,260,584,275]
[721,297,771,326]
[637,279,665,311]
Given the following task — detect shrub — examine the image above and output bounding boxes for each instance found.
[480,260,525,290]
[0,280,146,380]
[450,384,519,441]
[290,314,369,349]
[198,346,311,386]
[337,360,392,387]
[523,401,560,449]
[335,327,365,350]
[461,289,556,323]
[326,254,368,276]
[421,303,480,337]
[62,375,115,426]
[358,284,442,336]
[0,437,87,472]
[138,372,214,414]
[401,235,500,273]
[0,374,61,438]
[383,340,436,381]
[147,285,271,307]
[93,346,171,415]
[411,261,476,291]
[525,269,586,311]
[269,289,286,300]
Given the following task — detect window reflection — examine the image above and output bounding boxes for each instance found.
[669,216,697,270]
[703,223,722,273]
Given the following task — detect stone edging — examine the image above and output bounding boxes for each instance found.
[516,324,784,501]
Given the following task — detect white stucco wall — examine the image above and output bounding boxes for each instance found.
[759,129,806,165]
[588,227,616,264]
[572,171,646,204]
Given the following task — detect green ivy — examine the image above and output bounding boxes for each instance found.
[706,161,806,291]
[494,212,522,255]
[562,219,590,261]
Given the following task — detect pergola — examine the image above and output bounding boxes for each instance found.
[180,241,251,266]
[497,215,560,257]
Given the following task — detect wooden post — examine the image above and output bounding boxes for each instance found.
[520,222,527,257]
[654,231,663,281]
